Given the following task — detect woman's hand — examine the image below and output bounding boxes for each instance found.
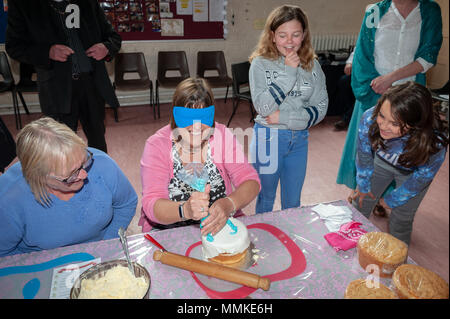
[265,110,280,124]
[377,197,392,215]
[285,49,300,68]
[200,197,234,236]
[370,74,394,95]
[344,63,352,76]
[348,189,376,209]
[184,184,210,221]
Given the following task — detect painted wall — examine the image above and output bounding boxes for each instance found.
[0,0,447,114]
[427,0,449,89]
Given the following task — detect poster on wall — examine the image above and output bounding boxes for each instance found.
[159,0,173,18]
[97,0,224,40]
[209,0,224,22]
[100,0,147,33]
[161,18,183,36]
[192,0,207,22]
[0,0,7,44]
[176,0,192,15]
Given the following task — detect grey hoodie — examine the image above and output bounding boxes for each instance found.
[249,55,328,130]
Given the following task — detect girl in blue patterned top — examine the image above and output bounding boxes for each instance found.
[350,81,448,245]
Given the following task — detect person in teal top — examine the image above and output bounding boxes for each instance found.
[336,0,443,212]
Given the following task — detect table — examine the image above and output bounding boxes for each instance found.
[0,200,415,299]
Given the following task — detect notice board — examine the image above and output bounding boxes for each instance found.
[100,0,226,41]
[0,0,7,44]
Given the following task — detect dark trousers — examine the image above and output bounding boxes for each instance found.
[339,75,355,123]
[329,74,355,123]
[48,73,107,153]
[353,156,430,245]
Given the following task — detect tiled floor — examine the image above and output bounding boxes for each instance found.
[2,98,448,282]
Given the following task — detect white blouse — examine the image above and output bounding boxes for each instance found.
[374,1,433,85]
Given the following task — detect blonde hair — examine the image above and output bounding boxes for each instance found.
[249,5,316,72]
[16,117,87,206]
[169,77,216,129]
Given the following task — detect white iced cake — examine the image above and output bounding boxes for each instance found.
[202,217,250,265]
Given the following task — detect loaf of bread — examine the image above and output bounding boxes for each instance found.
[392,264,449,299]
[344,279,397,299]
[357,232,408,278]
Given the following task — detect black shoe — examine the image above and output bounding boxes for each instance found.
[334,120,348,131]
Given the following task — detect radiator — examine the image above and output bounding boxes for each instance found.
[311,33,359,52]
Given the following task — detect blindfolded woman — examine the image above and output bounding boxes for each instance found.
[139,77,260,236]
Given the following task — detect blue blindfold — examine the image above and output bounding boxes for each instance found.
[173,105,215,128]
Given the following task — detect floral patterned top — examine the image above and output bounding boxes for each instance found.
[150,142,227,230]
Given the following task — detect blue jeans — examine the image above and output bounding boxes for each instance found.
[250,122,309,214]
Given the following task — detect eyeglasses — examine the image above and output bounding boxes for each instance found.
[48,150,94,184]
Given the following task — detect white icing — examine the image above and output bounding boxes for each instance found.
[78,266,148,299]
[201,217,250,259]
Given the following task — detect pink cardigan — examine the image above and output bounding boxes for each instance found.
[139,122,261,232]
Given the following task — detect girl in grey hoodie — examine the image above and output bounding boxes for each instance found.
[249,5,328,213]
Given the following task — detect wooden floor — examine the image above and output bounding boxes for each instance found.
[2,98,448,283]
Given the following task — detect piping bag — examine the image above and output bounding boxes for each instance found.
[177,162,237,242]
[176,163,214,241]
[146,234,270,291]
[167,164,269,290]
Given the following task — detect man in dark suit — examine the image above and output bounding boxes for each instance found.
[5,0,121,152]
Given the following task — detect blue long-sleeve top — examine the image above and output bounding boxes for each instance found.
[0,148,138,257]
[356,107,447,208]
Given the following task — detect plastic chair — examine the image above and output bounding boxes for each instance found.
[113,52,153,121]
[196,51,232,103]
[156,51,190,119]
[0,115,16,173]
[15,63,34,117]
[0,52,21,129]
[227,61,255,127]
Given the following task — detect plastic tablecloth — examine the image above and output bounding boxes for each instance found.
[0,200,415,299]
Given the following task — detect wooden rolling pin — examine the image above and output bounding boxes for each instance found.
[153,250,270,291]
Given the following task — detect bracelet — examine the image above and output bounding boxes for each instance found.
[178,202,187,221]
[225,196,236,217]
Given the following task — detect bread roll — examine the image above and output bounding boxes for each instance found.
[392,264,449,299]
[344,279,397,299]
[357,232,408,278]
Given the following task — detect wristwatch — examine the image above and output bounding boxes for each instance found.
[178,202,187,221]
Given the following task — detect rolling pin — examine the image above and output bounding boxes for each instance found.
[153,250,270,291]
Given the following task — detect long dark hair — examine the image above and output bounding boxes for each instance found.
[368,81,448,168]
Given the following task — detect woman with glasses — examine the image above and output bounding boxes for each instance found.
[139,78,260,236]
[0,117,137,256]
